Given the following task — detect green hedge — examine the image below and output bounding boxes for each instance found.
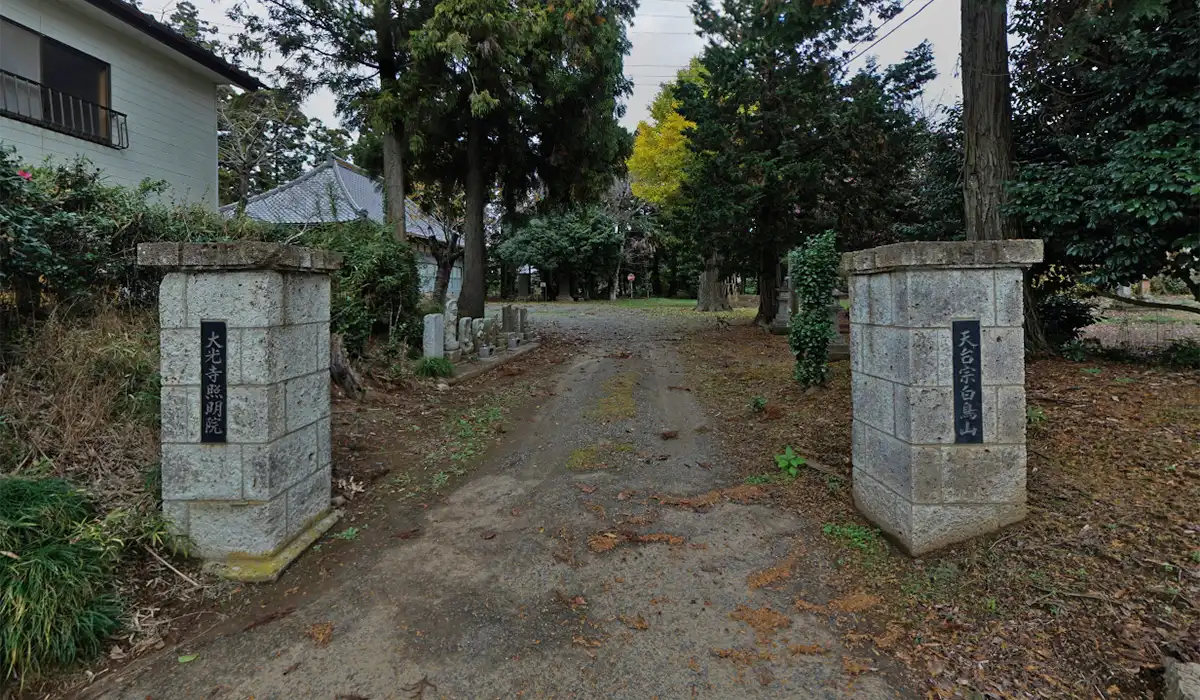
[1,146,422,359]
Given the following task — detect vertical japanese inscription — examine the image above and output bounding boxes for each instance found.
[952,320,983,443]
[200,321,227,443]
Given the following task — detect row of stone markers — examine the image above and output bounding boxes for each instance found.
[423,302,532,361]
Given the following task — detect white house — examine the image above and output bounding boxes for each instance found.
[0,0,261,207]
[223,157,464,298]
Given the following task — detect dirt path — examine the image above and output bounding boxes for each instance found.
[95,304,909,700]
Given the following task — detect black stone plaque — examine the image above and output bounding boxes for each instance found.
[200,321,227,444]
[952,319,983,444]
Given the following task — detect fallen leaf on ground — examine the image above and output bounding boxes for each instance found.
[794,598,823,612]
[177,654,197,663]
[576,484,598,493]
[572,635,603,648]
[306,622,334,647]
[282,662,301,675]
[730,604,791,643]
[480,531,497,540]
[588,532,621,552]
[620,614,650,630]
[842,657,873,675]
[392,528,421,540]
[636,533,685,546]
[243,606,296,632]
[789,644,827,656]
[661,430,679,440]
[827,593,880,614]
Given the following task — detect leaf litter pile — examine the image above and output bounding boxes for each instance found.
[680,324,1199,698]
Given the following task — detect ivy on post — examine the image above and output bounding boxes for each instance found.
[787,231,840,386]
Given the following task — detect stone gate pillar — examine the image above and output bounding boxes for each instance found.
[138,242,343,581]
[844,241,1043,555]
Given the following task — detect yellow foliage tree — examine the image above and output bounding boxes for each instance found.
[626,59,706,206]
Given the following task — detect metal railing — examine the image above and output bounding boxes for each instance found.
[0,69,129,149]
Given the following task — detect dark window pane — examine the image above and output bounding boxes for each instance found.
[41,39,108,138]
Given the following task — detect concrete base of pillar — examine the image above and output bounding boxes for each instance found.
[204,509,341,582]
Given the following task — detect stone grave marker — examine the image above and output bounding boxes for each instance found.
[423,313,445,358]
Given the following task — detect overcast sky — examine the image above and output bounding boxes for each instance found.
[160,0,961,134]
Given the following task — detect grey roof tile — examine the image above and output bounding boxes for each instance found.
[221,158,447,241]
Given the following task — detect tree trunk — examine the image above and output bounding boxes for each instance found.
[236,169,250,215]
[696,253,730,312]
[650,248,662,296]
[433,255,455,307]
[755,250,779,325]
[329,333,364,400]
[374,0,406,243]
[381,124,407,242]
[961,0,1014,242]
[458,119,487,319]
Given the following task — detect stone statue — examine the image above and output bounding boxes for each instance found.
[444,299,459,350]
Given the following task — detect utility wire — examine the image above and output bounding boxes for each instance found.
[845,0,920,53]
[845,0,940,64]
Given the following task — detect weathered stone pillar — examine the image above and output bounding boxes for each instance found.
[828,290,850,361]
[769,277,791,335]
[423,313,445,358]
[844,241,1043,555]
[138,242,343,581]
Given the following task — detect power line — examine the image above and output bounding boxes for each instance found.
[845,0,940,64]
[845,0,920,53]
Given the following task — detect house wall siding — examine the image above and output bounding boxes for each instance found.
[1,0,219,207]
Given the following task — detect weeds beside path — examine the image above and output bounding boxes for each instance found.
[679,322,1200,698]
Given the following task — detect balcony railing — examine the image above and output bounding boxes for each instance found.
[0,70,129,149]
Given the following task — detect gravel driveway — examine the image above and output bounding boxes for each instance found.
[94,302,909,700]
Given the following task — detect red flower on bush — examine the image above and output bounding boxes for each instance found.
[17,170,32,181]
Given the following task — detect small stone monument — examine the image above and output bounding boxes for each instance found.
[444,299,460,361]
[502,305,518,334]
[423,313,445,358]
[519,308,530,340]
[137,242,342,581]
[474,318,489,356]
[458,317,474,354]
[843,240,1043,555]
[769,277,791,335]
[828,290,850,361]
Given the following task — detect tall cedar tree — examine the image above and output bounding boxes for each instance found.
[407,0,636,317]
[676,0,930,319]
[234,0,440,241]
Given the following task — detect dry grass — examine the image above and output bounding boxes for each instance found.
[0,309,159,511]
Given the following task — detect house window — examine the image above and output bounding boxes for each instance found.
[0,18,128,148]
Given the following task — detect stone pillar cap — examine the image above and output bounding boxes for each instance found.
[137,242,343,272]
[842,240,1043,275]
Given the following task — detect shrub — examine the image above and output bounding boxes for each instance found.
[0,477,123,682]
[1036,292,1098,350]
[0,147,280,326]
[787,231,841,386]
[302,221,422,357]
[1158,339,1200,369]
[414,357,455,378]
